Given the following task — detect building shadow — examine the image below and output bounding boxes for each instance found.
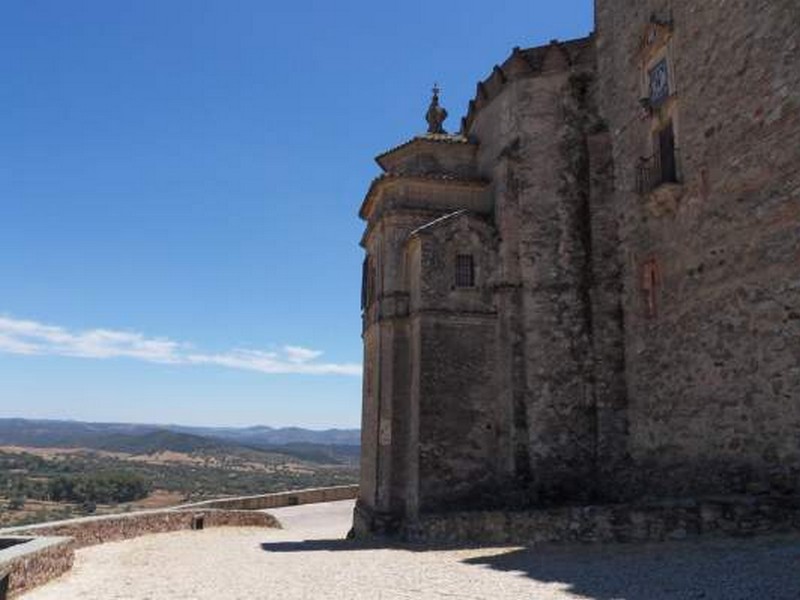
[261,534,800,599]
[259,537,490,553]
[260,538,386,553]
[461,534,800,600]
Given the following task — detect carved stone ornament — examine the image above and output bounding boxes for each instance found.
[639,16,673,62]
[426,84,448,134]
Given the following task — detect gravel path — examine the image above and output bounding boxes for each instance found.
[22,500,800,599]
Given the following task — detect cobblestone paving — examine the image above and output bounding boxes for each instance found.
[22,500,800,599]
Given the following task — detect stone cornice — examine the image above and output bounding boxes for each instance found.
[359,173,490,221]
[375,134,474,172]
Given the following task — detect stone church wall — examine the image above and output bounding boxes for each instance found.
[469,43,624,503]
[356,0,800,538]
[417,315,499,511]
[596,0,800,497]
[410,215,504,511]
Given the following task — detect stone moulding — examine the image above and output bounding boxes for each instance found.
[375,134,473,171]
[359,173,490,221]
[638,17,674,65]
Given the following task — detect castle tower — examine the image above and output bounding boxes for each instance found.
[354,34,625,537]
[353,89,505,534]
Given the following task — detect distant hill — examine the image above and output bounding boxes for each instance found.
[170,424,361,447]
[0,418,160,449]
[0,418,360,465]
[92,429,235,455]
[0,419,360,528]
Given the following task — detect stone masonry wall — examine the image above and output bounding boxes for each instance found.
[409,495,800,546]
[411,214,510,512]
[417,316,500,511]
[595,0,800,498]
[358,2,799,537]
[469,51,609,504]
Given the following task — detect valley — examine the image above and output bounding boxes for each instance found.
[0,419,359,527]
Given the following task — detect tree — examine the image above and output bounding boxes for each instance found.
[48,471,150,505]
[8,495,26,511]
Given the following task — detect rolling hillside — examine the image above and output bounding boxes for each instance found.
[0,418,360,528]
[0,418,360,465]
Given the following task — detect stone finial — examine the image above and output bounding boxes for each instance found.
[426,84,448,134]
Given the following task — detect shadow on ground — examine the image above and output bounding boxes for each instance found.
[261,534,800,600]
[464,535,800,600]
[260,539,386,553]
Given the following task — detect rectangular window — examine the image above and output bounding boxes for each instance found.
[361,256,376,310]
[361,257,369,310]
[638,121,679,194]
[657,121,678,184]
[455,254,475,288]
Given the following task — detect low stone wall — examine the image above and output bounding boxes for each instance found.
[0,485,356,596]
[180,484,359,511]
[408,496,800,545]
[0,536,74,598]
[0,509,278,550]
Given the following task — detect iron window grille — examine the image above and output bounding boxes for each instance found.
[455,254,475,288]
[637,147,681,194]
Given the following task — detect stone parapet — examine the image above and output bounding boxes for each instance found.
[178,484,359,511]
[0,485,357,596]
[0,509,278,550]
[0,536,74,598]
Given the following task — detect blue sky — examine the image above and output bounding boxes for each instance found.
[0,0,593,428]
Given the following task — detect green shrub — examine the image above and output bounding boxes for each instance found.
[8,495,26,511]
[48,471,150,504]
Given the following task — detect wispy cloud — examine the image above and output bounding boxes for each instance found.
[0,315,361,376]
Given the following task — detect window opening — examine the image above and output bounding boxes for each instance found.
[638,120,680,193]
[361,256,376,309]
[657,121,678,185]
[361,257,369,310]
[455,254,475,288]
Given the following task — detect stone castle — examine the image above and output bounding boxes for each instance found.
[354,0,800,537]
